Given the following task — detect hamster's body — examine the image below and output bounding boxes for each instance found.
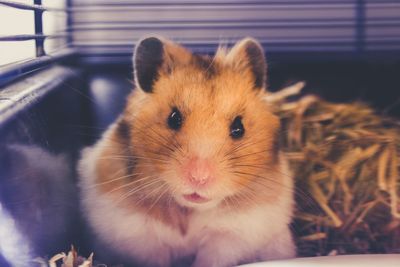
[79,37,295,267]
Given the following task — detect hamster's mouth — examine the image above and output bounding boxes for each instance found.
[183,193,210,204]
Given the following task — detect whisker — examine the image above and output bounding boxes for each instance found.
[146,184,170,213]
[230,160,293,180]
[104,175,159,196]
[224,137,269,157]
[98,155,169,164]
[86,171,143,188]
[132,117,184,155]
[222,148,273,162]
[232,171,290,192]
[114,178,162,204]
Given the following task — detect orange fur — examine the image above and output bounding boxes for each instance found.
[95,38,283,229]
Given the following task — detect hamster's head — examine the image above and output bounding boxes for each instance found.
[123,37,282,210]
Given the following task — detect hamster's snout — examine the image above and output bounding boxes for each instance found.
[182,156,215,188]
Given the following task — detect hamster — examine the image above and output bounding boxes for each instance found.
[78,37,295,267]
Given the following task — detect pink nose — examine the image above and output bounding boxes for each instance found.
[184,157,214,187]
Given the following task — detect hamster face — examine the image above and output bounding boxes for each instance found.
[119,37,282,210]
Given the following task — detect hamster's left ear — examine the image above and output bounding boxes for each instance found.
[226,38,267,90]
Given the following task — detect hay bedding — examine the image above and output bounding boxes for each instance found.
[268,82,400,256]
[39,83,400,266]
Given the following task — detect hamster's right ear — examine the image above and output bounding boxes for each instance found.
[133,36,191,93]
[134,37,164,93]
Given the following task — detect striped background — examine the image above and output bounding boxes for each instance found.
[70,0,400,63]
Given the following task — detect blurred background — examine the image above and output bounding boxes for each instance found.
[0,0,399,266]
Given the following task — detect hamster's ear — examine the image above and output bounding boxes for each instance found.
[226,38,267,90]
[134,37,164,93]
[133,36,191,93]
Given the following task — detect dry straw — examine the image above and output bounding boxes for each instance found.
[267,82,400,256]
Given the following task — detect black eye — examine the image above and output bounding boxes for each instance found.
[167,107,183,130]
[230,116,245,139]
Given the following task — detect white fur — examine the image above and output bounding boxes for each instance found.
[78,124,295,267]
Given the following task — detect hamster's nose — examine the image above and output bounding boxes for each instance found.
[183,157,215,188]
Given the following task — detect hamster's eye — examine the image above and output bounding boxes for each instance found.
[167,107,183,130]
[230,116,245,139]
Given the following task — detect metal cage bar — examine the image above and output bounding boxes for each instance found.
[0,0,75,86]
